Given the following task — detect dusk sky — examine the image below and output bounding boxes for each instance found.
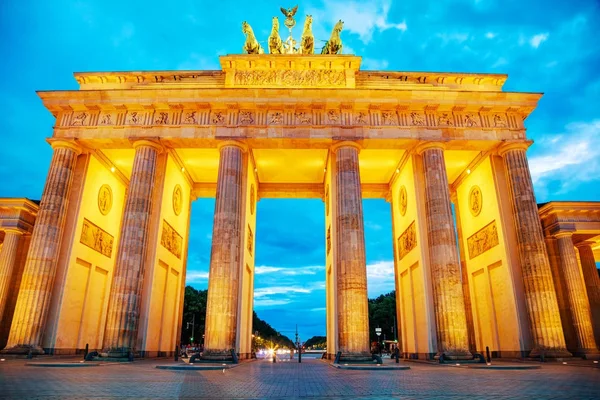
[1,0,599,340]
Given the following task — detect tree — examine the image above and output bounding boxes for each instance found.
[180,286,207,345]
[303,336,327,349]
[368,291,397,343]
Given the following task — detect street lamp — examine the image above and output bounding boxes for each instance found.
[375,327,382,355]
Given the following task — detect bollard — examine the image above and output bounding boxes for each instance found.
[84,343,89,360]
[174,345,178,362]
[27,347,33,360]
[395,347,400,364]
[486,346,491,363]
[272,352,276,363]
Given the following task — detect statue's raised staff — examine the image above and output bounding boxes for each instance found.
[300,15,314,54]
[321,20,344,55]
[268,17,284,54]
[242,21,264,54]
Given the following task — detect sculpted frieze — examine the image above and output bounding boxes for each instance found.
[398,221,417,260]
[233,69,346,87]
[183,111,197,124]
[467,220,499,259]
[80,218,114,258]
[160,219,182,259]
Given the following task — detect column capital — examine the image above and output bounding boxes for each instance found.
[217,140,248,153]
[415,141,446,155]
[48,139,83,155]
[132,139,163,153]
[1,228,24,236]
[553,231,574,239]
[497,140,532,157]
[331,141,362,153]
[449,190,458,203]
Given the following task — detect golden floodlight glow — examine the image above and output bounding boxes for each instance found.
[110,166,116,173]
[466,169,471,174]
[181,167,185,173]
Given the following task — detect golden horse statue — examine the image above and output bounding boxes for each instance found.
[321,20,344,55]
[242,21,264,54]
[268,17,283,54]
[300,15,314,54]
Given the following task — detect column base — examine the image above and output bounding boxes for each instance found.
[99,348,135,360]
[529,347,572,359]
[573,348,600,360]
[338,352,373,364]
[0,345,45,355]
[435,349,473,361]
[200,349,236,363]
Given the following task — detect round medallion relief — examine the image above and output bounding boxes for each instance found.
[250,184,255,215]
[469,185,482,217]
[399,185,407,216]
[173,184,183,216]
[98,184,113,215]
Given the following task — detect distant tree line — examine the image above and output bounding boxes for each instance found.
[179,286,294,348]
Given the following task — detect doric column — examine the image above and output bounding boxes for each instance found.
[575,242,600,349]
[2,140,81,354]
[0,229,23,324]
[450,191,477,354]
[203,141,246,360]
[498,142,570,357]
[102,140,162,357]
[417,143,471,359]
[332,142,370,360]
[554,233,598,356]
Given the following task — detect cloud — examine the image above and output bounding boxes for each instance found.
[529,120,600,197]
[366,260,395,297]
[436,32,470,45]
[254,265,325,276]
[361,58,389,70]
[254,286,314,298]
[186,271,209,283]
[529,32,548,48]
[309,0,407,44]
[485,32,496,39]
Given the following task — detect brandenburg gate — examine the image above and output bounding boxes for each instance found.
[1,12,599,362]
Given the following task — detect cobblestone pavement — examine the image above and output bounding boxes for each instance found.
[0,357,598,399]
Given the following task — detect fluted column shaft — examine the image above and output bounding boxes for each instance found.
[555,233,598,354]
[575,242,600,349]
[333,144,370,358]
[102,140,161,355]
[0,230,23,324]
[3,142,80,353]
[451,193,477,354]
[419,145,471,359]
[500,144,569,357]
[203,143,245,358]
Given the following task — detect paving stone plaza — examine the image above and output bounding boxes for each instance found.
[0,358,598,399]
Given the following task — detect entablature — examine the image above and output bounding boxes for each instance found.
[538,201,600,236]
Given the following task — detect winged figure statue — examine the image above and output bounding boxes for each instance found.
[280,5,299,29]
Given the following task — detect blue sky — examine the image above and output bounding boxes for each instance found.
[1,0,599,340]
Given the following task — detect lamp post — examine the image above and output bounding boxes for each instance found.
[375,327,382,355]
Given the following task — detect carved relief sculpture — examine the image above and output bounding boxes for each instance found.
[397,221,417,260]
[467,220,499,259]
[98,184,113,216]
[355,112,368,125]
[239,111,254,124]
[382,111,396,125]
[183,111,197,124]
[327,110,340,122]
[326,225,331,255]
[399,185,407,216]
[464,114,479,127]
[494,114,507,127]
[437,113,453,126]
[72,112,87,126]
[247,225,254,256]
[160,219,183,259]
[410,112,425,126]
[295,112,312,124]
[128,111,141,125]
[325,184,330,216]
[212,111,225,124]
[234,70,345,87]
[155,112,168,124]
[80,218,114,258]
[100,114,113,125]
[269,112,283,124]
[469,185,482,217]
[173,184,183,216]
